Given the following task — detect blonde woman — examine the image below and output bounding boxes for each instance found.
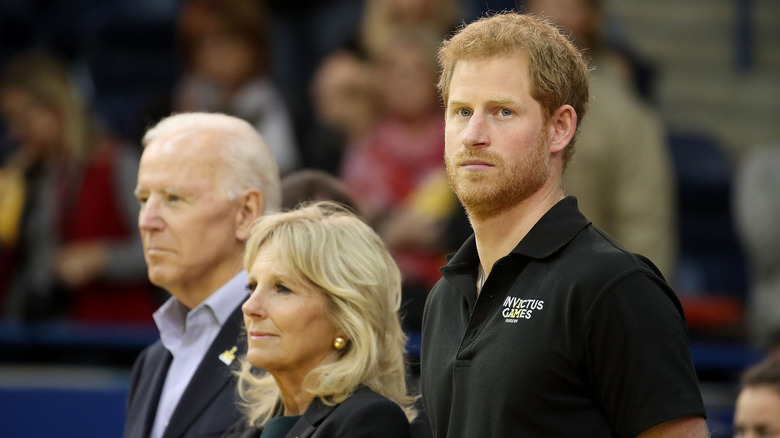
[224,201,416,438]
[0,51,155,321]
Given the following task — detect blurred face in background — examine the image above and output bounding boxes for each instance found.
[0,87,63,158]
[380,41,439,121]
[179,0,266,93]
[312,52,378,140]
[733,386,780,438]
[193,30,256,92]
[525,0,601,51]
[388,0,439,23]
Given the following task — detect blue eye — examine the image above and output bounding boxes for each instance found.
[457,108,472,117]
[499,108,512,116]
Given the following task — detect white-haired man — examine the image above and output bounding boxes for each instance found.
[124,112,281,438]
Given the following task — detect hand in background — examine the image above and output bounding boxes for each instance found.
[54,242,108,288]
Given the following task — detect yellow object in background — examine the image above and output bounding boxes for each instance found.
[0,169,26,246]
[407,170,458,221]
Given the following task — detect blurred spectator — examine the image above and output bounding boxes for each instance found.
[525,0,678,280]
[340,33,466,330]
[308,49,380,174]
[0,51,158,322]
[281,168,360,213]
[734,143,780,352]
[264,0,365,170]
[286,0,461,174]
[733,354,780,437]
[173,0,300,174]
[360,0,459,60]
[341,32,445,223]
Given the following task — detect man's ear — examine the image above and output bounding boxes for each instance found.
[547,104,577,155]
[235,189,264,241]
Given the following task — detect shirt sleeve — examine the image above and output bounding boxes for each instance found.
[582,271,706,438]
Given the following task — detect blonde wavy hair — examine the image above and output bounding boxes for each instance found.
[237,201,417,427]
[438,12,591,168]
[0,52,93,165]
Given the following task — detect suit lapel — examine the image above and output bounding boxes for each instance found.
[133,342,173,438]
[162,304,246,438]
[285,398,337,438]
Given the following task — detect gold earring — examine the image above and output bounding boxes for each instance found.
[333,337,348,350]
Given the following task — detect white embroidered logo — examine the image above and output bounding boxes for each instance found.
[501,296,544,323]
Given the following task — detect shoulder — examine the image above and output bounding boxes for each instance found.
[126,340,168,401]
[324,388,410,437]
[131,340,166,370]
[426,275,454,301]
[338,387,406,416]
[542,224,684,316]
[129,340,166,381]
[220,418,259,438]
[559,224,665,284]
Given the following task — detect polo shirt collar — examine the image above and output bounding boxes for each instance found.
[510,196,590,259]
[444,197,590,271]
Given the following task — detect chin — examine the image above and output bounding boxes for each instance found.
[246,350,269,369]
[146,268,176,291]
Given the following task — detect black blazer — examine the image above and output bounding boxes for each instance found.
[124,304,246,438]
[223,386,411,438]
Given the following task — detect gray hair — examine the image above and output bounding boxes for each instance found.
[143,112,281,213]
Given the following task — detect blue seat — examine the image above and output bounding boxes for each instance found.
[667,131,749,300]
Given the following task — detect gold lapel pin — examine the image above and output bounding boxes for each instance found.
[219,346,237,366]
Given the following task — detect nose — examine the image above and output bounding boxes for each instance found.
[461,112,490,149]
[138,195,164,231]
[242,290,267,319]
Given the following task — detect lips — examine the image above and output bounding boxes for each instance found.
[248,331,278,340]
[454,149,496,168]
[461,159,493,166]
[459,158,494,171]
[144,246,175,255]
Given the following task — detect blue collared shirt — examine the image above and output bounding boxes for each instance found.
[150,270,248,438]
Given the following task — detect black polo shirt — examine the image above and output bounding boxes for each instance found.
[420,197,705,438]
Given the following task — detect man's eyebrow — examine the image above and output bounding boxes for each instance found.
[133,186,186,196]
[447,97,526,109]
[447,98,468,107]
[489,97,521,106]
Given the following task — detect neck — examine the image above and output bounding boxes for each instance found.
[274,374,315,416]
[471,183,564,283]
[170,256,243,309]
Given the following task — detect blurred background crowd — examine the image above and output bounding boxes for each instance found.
[0,0,778,436]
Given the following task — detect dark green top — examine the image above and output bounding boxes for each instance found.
[259,415,301,438]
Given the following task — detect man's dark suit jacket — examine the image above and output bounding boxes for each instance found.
[223,386,412,438]
[124,304,246,438]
